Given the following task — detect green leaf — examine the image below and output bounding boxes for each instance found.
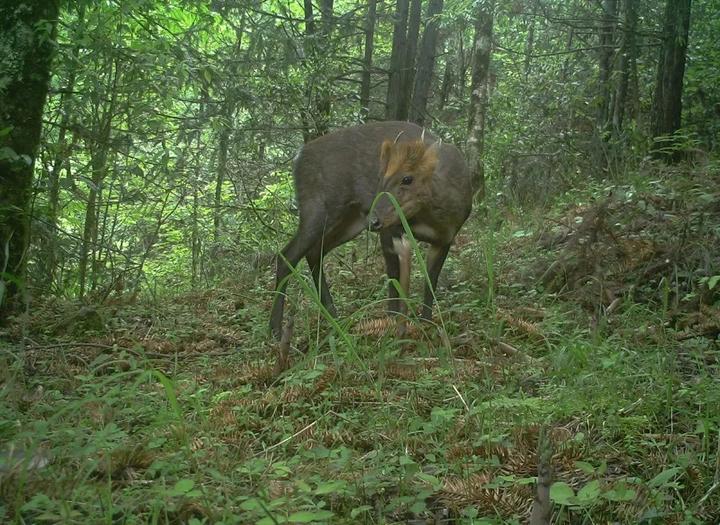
[151,370,183,420]
[172,478,195,494]
[399,455,416,466]
[239,498,261,511]
[603,481,637,502]
[574,461,595,475]
[287,510,334,523]
[350,505,372,518]
[708,275,720,290]
[409,499,427,514]
[550,482,575,505]
[296,480,312,493]
[576,480,601,504]
[648,467,681,488]
[315,480,347,495]
[416,472,441,488]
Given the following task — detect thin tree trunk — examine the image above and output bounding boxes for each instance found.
[597,0,618,131]
[214,126,229,243]
[93,165,118,293]
[457,29,467,101]
[78,61,118,299]
[302,0,333,140]
[613,0,638,132]
[320,0,333,34]
[0,0,59,317]
[560,28,575,83]
[191,185,200,287]
[44,6,84,293]
[359,0,377,121]
[386,0,410,120]
[627,31,640,123]
[78,151,105,298]
[524,17,535,80]
[315,0,333,135]
[385,0,408,120]
[651,0,692,159]
[467,1,493,200]
[397,0,422,120]
[438,39,454,111]
[409,0,444,125]
[45,77,75,292]
[214,19,245,243]
[301,0,316,142]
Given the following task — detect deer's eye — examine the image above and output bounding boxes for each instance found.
[401,176,414,186]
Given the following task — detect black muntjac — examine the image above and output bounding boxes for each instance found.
[270,121,474,338]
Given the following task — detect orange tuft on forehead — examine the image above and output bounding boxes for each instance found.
[380,140,439,179]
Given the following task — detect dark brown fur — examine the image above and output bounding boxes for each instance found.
[270,121,473,339]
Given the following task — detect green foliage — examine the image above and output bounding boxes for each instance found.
[4,158,720,522]
[3,0,720,522]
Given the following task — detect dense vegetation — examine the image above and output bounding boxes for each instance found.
[1,0,719,523]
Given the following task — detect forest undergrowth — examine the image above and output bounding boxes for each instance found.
[1,160,719,524]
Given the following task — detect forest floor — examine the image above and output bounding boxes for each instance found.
[2,160,720,524]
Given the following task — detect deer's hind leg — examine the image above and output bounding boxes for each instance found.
[305,211,369,319]
[270,217,326,339]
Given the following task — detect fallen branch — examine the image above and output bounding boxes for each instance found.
[495,340,540,364]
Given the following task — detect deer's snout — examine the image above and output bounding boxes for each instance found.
[369,215,382,231]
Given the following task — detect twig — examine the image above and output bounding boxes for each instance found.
[604,297,622,316]
[25,341,118,351]
[22,341,236,361]
[452,384,470,412]
[411,357,483,366]
[259,418,319,456]
[696,481,720,509]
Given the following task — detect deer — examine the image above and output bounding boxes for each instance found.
[270,121,474,339]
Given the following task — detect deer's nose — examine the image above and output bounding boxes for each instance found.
[369,216,382,231]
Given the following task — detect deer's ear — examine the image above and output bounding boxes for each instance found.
[419,141,440,177]
[380,140,394,175]
[381,140,393,163]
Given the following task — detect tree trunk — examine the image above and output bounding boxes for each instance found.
[612,0,638,132]
[467,1,493,200]
[409,0,444,125]
[319,0,334,34]
[396,0,422,121]
[42,6,85,294]
[191,184,200,287]
[0,0,59,317]
[302,0,333,140]
[214,20,245,243]
[524,17,535,80]
[438,41,454,111]
[359,0,377,121]
[78,152,104,299]
[651,0,692,159]
[301,0,315,142]
[315,0,333,135]
[214,125,229,243]
[386,0,410,120]
[45,73,77,292]
[597,0,617,132]
[78,61,118,299]
[457,30,467,101]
